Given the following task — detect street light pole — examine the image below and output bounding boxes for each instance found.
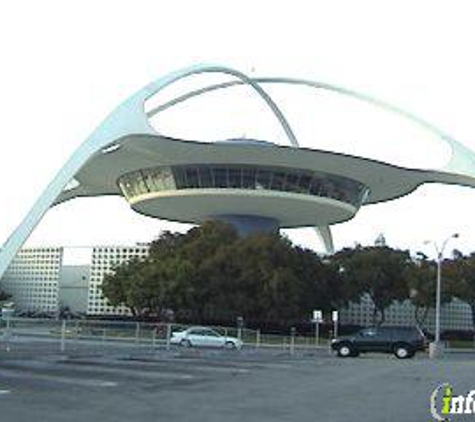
[435,251,442,344]
[424,233,459,357]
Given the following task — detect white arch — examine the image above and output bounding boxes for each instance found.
[0,64,302,279]
[144,74,475,256]
[5,64,473,275]
[147,77,475,177]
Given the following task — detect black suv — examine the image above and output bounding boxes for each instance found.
[331,326,427,359]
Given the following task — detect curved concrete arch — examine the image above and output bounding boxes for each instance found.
[144,74,475,257]
[147,77,339,251]
[4,65,475,276]
[0,64,303,279]
[143,67,299,147]
[145,76,475,255]
[147,77,475,177]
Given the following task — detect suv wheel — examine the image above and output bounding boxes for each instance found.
[394,344,412,359]
[337,344,353,358]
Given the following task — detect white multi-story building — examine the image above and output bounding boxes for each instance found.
[87,245,149,316]
[0,244,149,316]
[0,247,63,312]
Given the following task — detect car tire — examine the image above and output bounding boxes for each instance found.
[224,341,236,350]
[393,344,412,359]
[336,344,353,358]
[180,339,192,348]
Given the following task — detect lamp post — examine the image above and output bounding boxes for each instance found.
[424,233,459,358]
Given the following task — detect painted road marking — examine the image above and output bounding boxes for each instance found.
[81,358,251,374]
[0,369,118,388]
[97,381,118,387]
[58,361,195,380]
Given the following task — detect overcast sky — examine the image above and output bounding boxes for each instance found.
[1,1,475,259]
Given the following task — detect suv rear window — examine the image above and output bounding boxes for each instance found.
[382,326,423,340]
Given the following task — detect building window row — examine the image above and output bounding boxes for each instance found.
[118,164,370,208]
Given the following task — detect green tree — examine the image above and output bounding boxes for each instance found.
[445,251,475,331]
[102,220,240,320]
[406,254,443,328]
[200,232,343,323]
[333,245,411,325]
[101,220,344,324]
[173,220,239,321]
[0,290,11,304]
[102,257,147,316]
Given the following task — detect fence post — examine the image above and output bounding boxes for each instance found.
[152,328,156,350]
[315,321,320,346]
[166,323,171,351]
[135,322,140,345]
[290,327,296,356]
[256,329,261,349]
[60,319,66,352]
[5,315,11,352]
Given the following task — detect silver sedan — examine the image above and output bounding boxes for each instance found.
[170,326,243,349]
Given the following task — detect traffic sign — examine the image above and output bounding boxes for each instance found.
[312,310,323,323]
[332,310,339,322]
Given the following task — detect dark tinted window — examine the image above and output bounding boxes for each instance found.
[213,168,229,188]
[284,173,300,192]
[173,167,187,189]
[199,167,214,188]
[185,167,200,188]
[271,172,286,190]
[228,168,242,188]
[382,327,423,340]
[256,169,272,189]
[359,328,378,337]
[242,168,256,189]
[118,164,370,208]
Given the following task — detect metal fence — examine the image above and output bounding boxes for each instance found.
[2,318,472,354]
[0,317,331,354]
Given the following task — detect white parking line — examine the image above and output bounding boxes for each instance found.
[0,389,11,394]
[4,360,194,382]
[96,359,251,374]
[165,357,294,370]
[97,381,118,387]
[0,369,118,388]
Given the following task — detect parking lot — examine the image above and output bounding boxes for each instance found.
[0,336,474,422]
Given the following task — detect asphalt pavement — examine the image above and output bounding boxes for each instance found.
[0,338,473,421]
